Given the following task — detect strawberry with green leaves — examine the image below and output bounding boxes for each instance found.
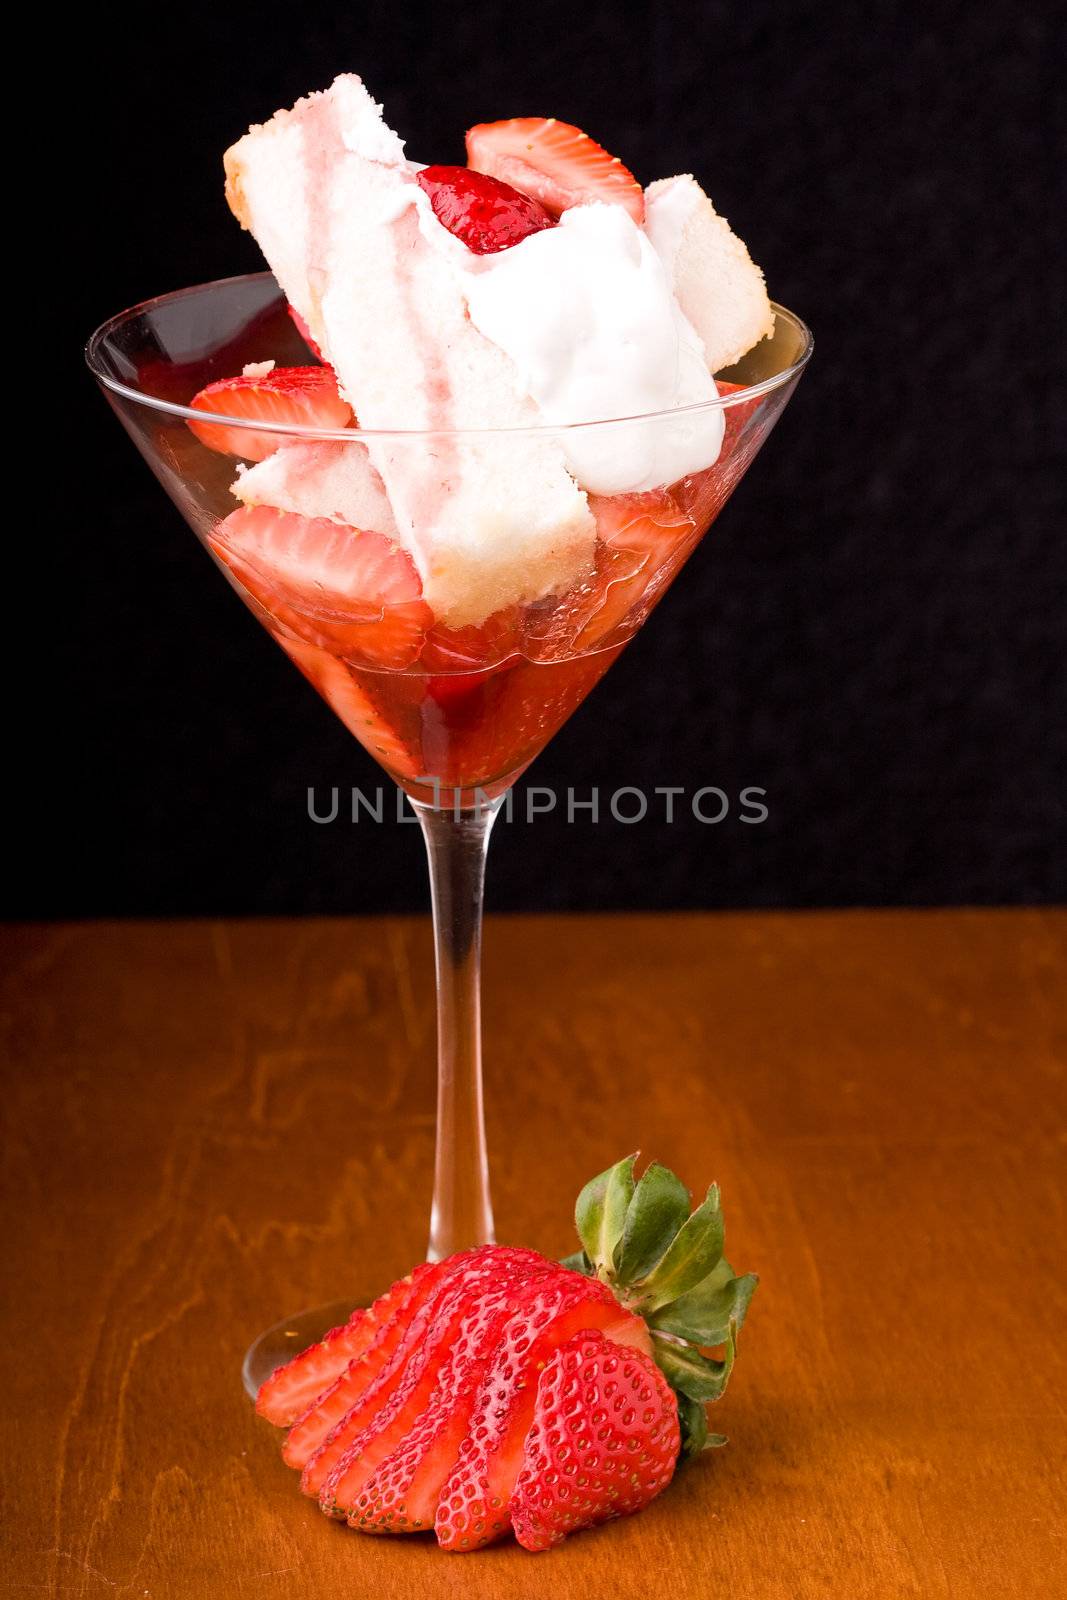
[564,1153,757,1460]
[255,1156,756,1551]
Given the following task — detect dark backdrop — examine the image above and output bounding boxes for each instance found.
[36,0,1063,917]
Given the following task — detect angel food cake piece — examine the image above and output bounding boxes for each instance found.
[206,76,774,630]
[234,441,398,537]
[224,77,594,625]
[644,175,775,374]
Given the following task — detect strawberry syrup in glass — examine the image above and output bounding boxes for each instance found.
[274,626,625,808]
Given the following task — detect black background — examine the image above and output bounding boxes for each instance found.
[37,0,1063,917]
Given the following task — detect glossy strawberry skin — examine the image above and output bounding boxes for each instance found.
[508,1330,680,1552]
[302,1248,550,1508]
[295,1255,483,1490]
[434,1271,650,1551]
[345,1262,562,1535]
[416,165,555,254]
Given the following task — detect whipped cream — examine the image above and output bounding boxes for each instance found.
[460,204,724,495]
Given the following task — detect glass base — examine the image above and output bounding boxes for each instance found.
[241,1298,363,1401]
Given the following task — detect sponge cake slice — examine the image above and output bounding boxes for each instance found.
[224,76,595,625]
[644,175,774,375]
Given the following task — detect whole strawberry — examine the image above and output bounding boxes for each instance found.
[256,1156,756,1551]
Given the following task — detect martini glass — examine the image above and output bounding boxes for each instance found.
[86,274,811,1396]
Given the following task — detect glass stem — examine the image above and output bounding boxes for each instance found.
[415,795,503,1261]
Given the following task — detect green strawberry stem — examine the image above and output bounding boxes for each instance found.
[563,1154,757,1460]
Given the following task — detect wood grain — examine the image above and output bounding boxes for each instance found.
[3,910,1065,1598]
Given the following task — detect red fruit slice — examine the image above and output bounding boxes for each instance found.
[287,304,325,362]
[434,1270,651,1551]
[256,1266,430,1426]
[508,1330,679,1552]
[295,1248,534,1492]
[592,486,697,563]
[421,605,525,719]
[416,165,555,254]
[282,1257,458,1471]
[189,366,352,461]
[417,609,533,795]
[466,118,644,223]
[274,634,419,781]
[526,489,695,663]
[531,384,756,663]
[313,1248,552,1516]
[578,487,697,651]
[677,379,763,532]
[420,606,525,677]
[209,505,432,670]
[345,1262,558,1535]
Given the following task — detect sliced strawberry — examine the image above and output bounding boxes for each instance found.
[417,609,532,796]
[714,377,754,407]
[254,1159,757,1553]
[287,304,325,362]
[416,166,555,254]
[434,1272,650,1551]
[345,1262,558,1535]
[311,1251,552,1514]
[189,366,351,461]
[313,1248,552,1516]
[283,1257,457,1471]
[591,486,697,564]
[579,487,697,648]
[256,1267,430,1426]
[466,118,644,223]
[420,606,525,677]
[420,605,525,720]
[419,664,529,800]
[209,506,432,670]
[529,387,757,663]
[274,634,419,781]
[677,379,764,532]
[525,488,695,663]
[508,1330,679,1552]
[295,1249,532,1491]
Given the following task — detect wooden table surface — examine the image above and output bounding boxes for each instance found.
[4,909,1065,1598]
